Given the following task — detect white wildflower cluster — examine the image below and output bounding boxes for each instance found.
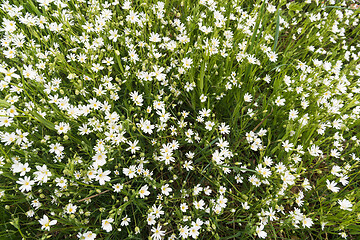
[0,0,359,239]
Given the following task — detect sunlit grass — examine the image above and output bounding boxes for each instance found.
[0,0,360,239]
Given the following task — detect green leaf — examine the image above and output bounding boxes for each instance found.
[220,231,243,240]
[32,112,55,130]
[247,2,265,54]
[288,3,304,12]
[0,99,11,108]
[199,60,206,93]
[273,9,280,52]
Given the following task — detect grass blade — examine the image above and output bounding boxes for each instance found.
[273,9,280,52]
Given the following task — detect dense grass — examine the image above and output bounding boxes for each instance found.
[0,0,360,239]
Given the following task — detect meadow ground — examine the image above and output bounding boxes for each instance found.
[0,0,360,239]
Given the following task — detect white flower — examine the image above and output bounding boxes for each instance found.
[127,10,139,24]
[193,199,205,210]
[244,93,252,102]
[199,94,207,102]
[282,140,294,152]
[65,203,77,214]
[289,109,298,120]
[149,32,161,43]
[92,151,107,167]
[31,198,41,209]
[122,0,131,9]
[33,165,52,184]
[151,204,164,218]
[180,203,188,212]
[113,183,124,193]
[256,225,267,238]
[249,175,261,187]
[126,140,140,154]
[339,232,347,239]
[55,122,70,135]
[204,121,215,131]
[275,96,285,106]
[302,178,312,191]
[182,57,193,69]
[39,215,57,231]
[130,91,143,106]
[26,209,35,218]
[138,118,155,134]
[302,217,314,228]
[77,231,96,240]
[151,225,165,240]
[139,185,150,198]
[198,108,210,118]
[179,225,189,239]
[102,218,114,232]
[55,177,68,189]
[161,184,172,196]
[121,215,131,226]
[91,63,104,72]
[189,225,200,239]
[257,128,267,137]
[326,180,340,193]
[1,132,16,145]
[147,214,156,225]
[267,51,278,62]
[12,162,30,176]
[281,171,296,186]
[16,176,35,192]
[183,160,193,171]
[267,4,276,13]
[0,67,20,81]
[331,165,342,177]
[339,175,349,186]
[96,168,111,185]
[217,195,228,208]
[338,199,353,211]
[123,165,137,179]
[321,222,328,231]
[218,123,230,134]
[49,143,64,155]
[242,202,250,210]
[265,207,277,221]
[263,156,273,166]
[185,82,195,92]
[308,144,323,157]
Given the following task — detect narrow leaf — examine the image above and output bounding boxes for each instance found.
[32,112,56,130]
[273,9,280,52]
[0,99,11,108]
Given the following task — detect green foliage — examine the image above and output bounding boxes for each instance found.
[0,0,360,239]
